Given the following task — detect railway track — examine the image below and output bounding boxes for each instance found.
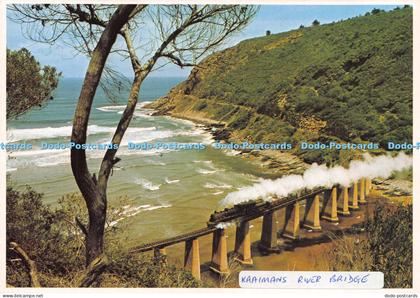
[131,226,218,253]
[130,187,329,253]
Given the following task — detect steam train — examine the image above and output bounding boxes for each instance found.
[207,199,269,227]
[207,187,326,228]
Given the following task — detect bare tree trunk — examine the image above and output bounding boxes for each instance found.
[70,5,136,266]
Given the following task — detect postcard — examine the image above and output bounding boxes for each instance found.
[1,2,417,297]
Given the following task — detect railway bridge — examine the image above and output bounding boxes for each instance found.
[130,178,373,280]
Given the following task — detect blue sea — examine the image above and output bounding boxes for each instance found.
[6,76,261,246]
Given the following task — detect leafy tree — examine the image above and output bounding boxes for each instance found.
[371,8,383,15]
[6,48,61,119]
[312,19,320,26]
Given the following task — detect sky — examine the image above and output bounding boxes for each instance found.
[6,4,400,78]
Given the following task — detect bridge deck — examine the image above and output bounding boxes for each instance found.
[130,187,328,253]
[131,226,218,253]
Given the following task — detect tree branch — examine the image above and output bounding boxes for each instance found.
[97,28,142,186]
[121,28,142,72]
[9,242,41,287]
[75,216,88,236]
[161,52,198,68]
[65,4,107,28]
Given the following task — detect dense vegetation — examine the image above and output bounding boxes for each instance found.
[6,186,201,287]
[6,48,61,119]
[328,202,412,288]
[158,7,412,157]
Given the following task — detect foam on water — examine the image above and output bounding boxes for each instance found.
[203,182,232,189]
[212,191,224,195]
[162,115,195,127]
[193,160,213,164]
[196,168,217,175]
[134,178,161,191]
[109,203,171,227]
[97,102,152,113]
[6,125,157,142]
[7,124,200,168]
[165,177,180,184]
[133,111,153,118]
[96,105,127,112]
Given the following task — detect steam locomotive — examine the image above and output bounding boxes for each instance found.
[207,187,326,228]
[207,199,271,227]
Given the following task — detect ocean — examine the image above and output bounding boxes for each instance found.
[6,77,262,247]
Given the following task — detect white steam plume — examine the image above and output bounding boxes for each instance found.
[219,152,412,207]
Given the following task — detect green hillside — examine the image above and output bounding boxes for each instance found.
[152,7,412,163]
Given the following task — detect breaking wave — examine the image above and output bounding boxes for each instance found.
[134,178,161,191]
[203,182,232,189]
[165,177,180,184]
[6,125,157,142]
[109,203,171,227]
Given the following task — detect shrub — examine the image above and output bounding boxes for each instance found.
[367,203,412,287]
[104,253,202,287]
[6,186,205,287]
[6,186,84,287]
[195,101,208,111]
[328,203,412,288]
[229,110,252,130]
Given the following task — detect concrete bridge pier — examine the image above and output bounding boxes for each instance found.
[365,178,372,195]
[303,194,322,231]
[184,238,201,280]
[234,221,253,265]
[348,182,359,210]
[337,186,351,216]
[321,187,339,222]
[258,210,282,253]
[282,202,300,240]
[210,229,229,275]
[358,178,367,204]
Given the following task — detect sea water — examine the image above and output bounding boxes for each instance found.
[6,77,262,247]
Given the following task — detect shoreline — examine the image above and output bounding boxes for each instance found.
[147,99,310,179]
[147,99,413,194]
